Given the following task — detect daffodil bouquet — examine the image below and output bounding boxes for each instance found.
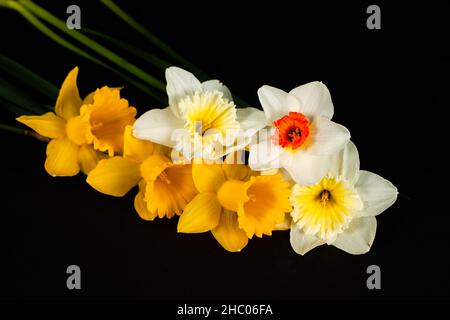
[0,0,398,255]
[15,66,398,254]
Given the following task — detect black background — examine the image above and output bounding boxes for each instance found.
[0,1,449,301]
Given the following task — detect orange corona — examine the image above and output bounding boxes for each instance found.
[272,112,310,150]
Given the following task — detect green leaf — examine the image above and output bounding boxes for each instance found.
[0,96,37,116]
[83,28,171,71]
[19,0,166,92]
[99,0,209,81]
[0,77,47,114]
[0,53,58,102]
[4,1,166,104]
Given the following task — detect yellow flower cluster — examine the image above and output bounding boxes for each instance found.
[17,67,294,252]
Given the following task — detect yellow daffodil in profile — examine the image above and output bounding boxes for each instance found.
[16,67,136,176]
[16,67,102,176]
[178,155,292,252]
[87,126,198,220]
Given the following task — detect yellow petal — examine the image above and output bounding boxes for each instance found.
[144,164,198,219]
[16,112,65,139]
[217,179,248,212]
[211,210,248,252]
[238,174,292,238]
[177,193,221,233]
[222,163,252,181]
[86,157,140,196]
[65,115,90,146]
[45,137,80,176]
[134,181,158,221]
[81,86,136,156]
[222,151,254,181]
[123,125,154,163]
[55,67,82,120]
[274,213,292,231]
[77,144,107,175]
[82,91,95,105]
[192,162,226,193]
[140,154,171,182]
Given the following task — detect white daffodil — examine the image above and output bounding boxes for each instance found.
[249,82,350,184]
[133,67,266,160]
[289,141,398,255]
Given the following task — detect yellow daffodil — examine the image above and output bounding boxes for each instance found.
[289,141,398,255]
[16,67,137,177]
[81,86,137,156]
[16,67,106,176]
[86,126,198,220]
[133,67,266,160]
[178,156,292,252]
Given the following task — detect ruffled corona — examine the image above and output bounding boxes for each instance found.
[181,90,239,146]
[291,175,362,242]
[237,175,293,238]
[140,154,197,218]
[81,87,137,156]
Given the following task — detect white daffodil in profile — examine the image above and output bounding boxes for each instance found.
[249,82,350,184]
[133,67,266,160]
[289,141,398,255]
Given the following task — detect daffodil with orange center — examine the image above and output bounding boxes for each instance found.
[16,67,136,176]
[86,126,197,220]
[178,156,292,252]
[249,82,351,185]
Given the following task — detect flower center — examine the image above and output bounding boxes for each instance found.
[158,171,171,184]
[180,91,239,139]
[291,176,362,242]
[319,189,331,206]
[272,112,310,150]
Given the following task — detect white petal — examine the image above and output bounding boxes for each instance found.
[201,80,233,101]
[283,149,330,185]
[236,107,267,134]
[332,217,377,255]
[355,170,398,217]
[306,117,350,156]
[290,223,325,255]
[133,108,185,147]
[257,85,300,123]
[166,67,201,118]
[248,129,282,171]
[289,81,334,120]
[328,141,360,185]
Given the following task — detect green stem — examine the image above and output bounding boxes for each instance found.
[19,0,166,92]
[100,0,209,80]
[0,121,49,141]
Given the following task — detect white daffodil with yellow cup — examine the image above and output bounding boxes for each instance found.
[289,141,398,255]
[133,67,266,161]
